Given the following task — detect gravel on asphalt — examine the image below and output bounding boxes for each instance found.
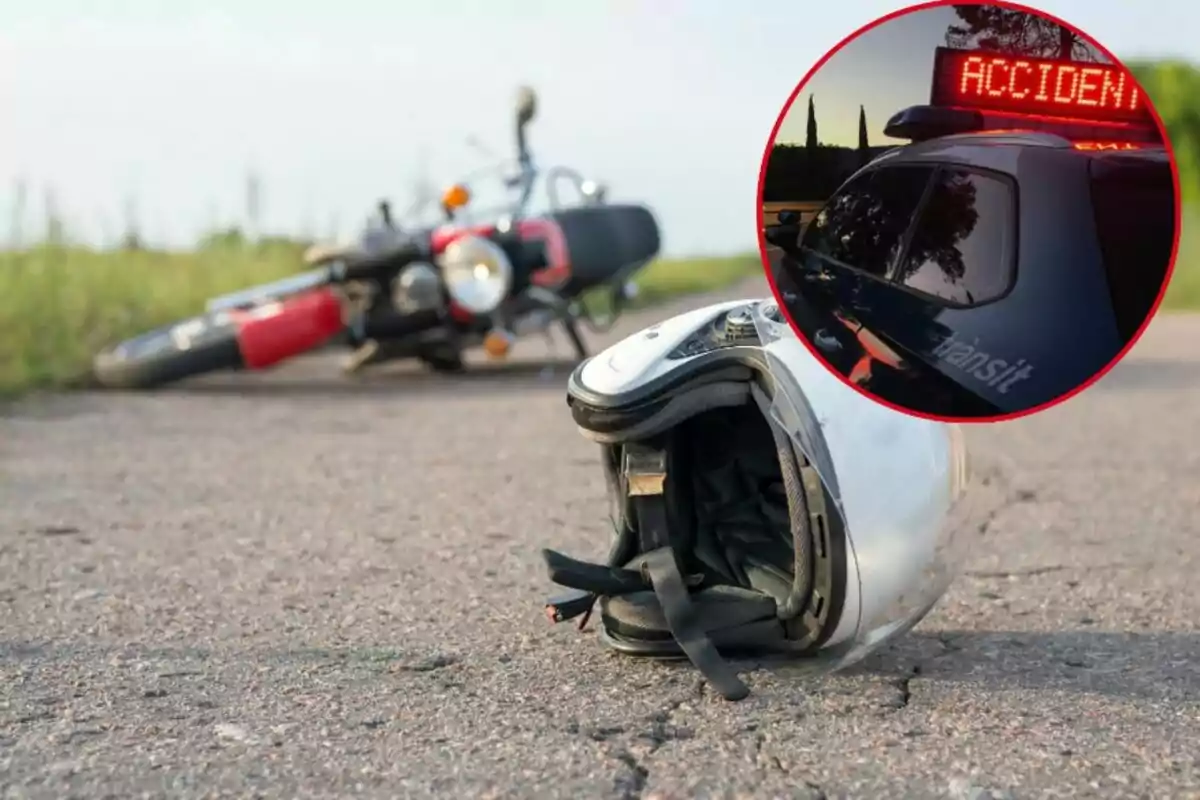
[2,281,1198,799]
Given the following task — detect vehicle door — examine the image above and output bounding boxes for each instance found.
[781,164,936,381]
[855,165,1018,418]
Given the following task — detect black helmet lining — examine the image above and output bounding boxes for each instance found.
[544,364,847,701]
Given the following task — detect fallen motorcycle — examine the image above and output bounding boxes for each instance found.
[92,87,661,390]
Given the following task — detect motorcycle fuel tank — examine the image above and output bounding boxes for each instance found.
[232,288,346,370]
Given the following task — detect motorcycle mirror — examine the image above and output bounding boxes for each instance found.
[515,86,538,127]
[580,179,607,205]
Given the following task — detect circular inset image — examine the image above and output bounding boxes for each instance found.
[758,0,1180,422]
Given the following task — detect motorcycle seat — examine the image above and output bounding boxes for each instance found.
[548,204,662,296]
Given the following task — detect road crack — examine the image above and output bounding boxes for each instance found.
[967,565,1066,578]
[613,749,649,799]
[881,665,920,711]
[603,690,696,799]
[635,697,692,752]
[937,632,965,653]
[390,654,459,673]
[976,485,1039,536]
[752,735,829,800]
[754,732,787,774]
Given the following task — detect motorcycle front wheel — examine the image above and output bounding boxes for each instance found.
[92,313,244,390]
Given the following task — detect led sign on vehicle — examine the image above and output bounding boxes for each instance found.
[930,46,1152,127]
[1072,140,1142,151]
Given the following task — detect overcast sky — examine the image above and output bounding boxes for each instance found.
[2,0,1196,255]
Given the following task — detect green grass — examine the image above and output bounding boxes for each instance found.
[0,243,761,396]
[616,253,761,309]
[6,194,1192,398]
[1161,206,1200,310]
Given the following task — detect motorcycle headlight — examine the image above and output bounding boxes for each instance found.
[439,235,513,315]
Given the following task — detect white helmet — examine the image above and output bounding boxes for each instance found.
[542,297,1007,701]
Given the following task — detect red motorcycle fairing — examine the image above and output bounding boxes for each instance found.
[431,217,573,322]
[230,287,346,370]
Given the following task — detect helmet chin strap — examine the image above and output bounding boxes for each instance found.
[624,442,750,700]
[541,439,751,702]
[634,549,751,701]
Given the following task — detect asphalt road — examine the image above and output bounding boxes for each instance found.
[3,279,1199,799]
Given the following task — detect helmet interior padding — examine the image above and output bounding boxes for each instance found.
[544,380,846,701]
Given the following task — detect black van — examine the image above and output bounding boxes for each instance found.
[765,51,1175,419]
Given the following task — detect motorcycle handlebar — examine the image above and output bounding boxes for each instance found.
[512,102,537,218]
[516,122,530,169]
[334,230,546,288]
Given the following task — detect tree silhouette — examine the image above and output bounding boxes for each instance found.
[763,141,895,202]
[800,170,923,275]
[805,95,818,151]
[804,95,820,195]
[945,5,1102,61]
[857,106,870,167]
[891,172,979,289]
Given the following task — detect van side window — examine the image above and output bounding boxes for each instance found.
[895,168,1015,305]
[800,165,934,278]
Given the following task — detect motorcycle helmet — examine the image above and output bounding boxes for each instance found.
[542,298,1006,701]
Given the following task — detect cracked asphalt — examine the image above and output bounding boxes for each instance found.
[3,279,1199,799]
